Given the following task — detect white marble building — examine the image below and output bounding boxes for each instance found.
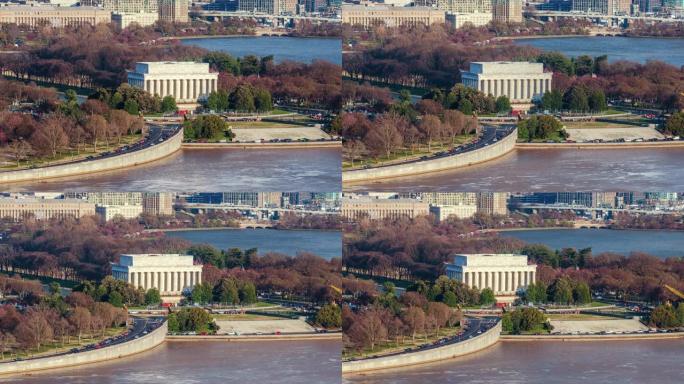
[111,254,203,301]
[446,254,536,301]
[460,61,552,108]
[127,61,218,108]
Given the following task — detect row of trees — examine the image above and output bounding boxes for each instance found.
[92,84,176,115]
[204,84,273,113]
[524,277,592,306]
[343,290,463,353]
[0,275,128,357]
[167,307,217,334]
[1,90,145,163]
[648,303,684,328]
[501,307,549,334]
[344,24,684,112]
[341,102,478,164]
[538,86,608,113]
[0,215,190,281]
[188,278,257,306]
[406,276,495,308]
[517,115,567,142]
[182,115,234,142]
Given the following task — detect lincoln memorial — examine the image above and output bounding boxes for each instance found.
[126,61,218,110]
[446,253,537,303]
[111,254,203,302]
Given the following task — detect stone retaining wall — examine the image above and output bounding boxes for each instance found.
[0,321,167,376]
[343,129,517,183]
[342,321,501,374]
[0,129,183,184]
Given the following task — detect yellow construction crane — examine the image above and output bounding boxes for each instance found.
[330,285,343,295]
[664,285,684,301]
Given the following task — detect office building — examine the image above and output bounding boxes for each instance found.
[342,4,446,28]
[430,204,478,222]
[142,192,174,216]
[159,0,189,23]
[342,197,430,221]
[492,0,523,22]
[0,198,95,221]
[0,5,111,27]
[96,205,144,221]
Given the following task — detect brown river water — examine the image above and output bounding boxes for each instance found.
[0,340,341,384]
[3,148,341,192]
[345,147,684,192]
[343,339,684,384]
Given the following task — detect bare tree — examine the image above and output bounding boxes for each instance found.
[366,112,404,159]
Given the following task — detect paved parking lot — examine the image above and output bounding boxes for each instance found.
[232,127,330,142]
[215,318,316,334]
[550,318,649,334]
[566,127,664,141]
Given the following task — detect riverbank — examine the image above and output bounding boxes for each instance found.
[167,332,341,342]
[343,128,516,184]
[342,321,501,374]
[0,128,183,184]
[517,141,684,149]
[182,141,341,149]
[501,331,684,341]
[0,321,167,376]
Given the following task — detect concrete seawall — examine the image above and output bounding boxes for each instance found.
[501,331,684,341]
[0,321,167,376]
[343,129,517,183]
[342,321,501,374]
[182,141,341,149]
[517,141,684,149]
[0,129,183,184]
[167,332,342,342]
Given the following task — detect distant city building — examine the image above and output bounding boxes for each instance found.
[445,11,492,28]
[571,0,631,14]
[127,62,218,109]
[142,192,174,216]
[446,254,536,302]
[430,204,477,222]
[237,0,295,14]
[0,5,111,27]
[99,0,158,13]
[419,192,478,206]
[477,192,509,216]
[65,192,144,206]
[342,197,430,221]
[111,254,203,302]
[417,0,492,13]
[342,4,446,28]
[158,0,189,23]
[461,62,553,109]
[96,205,144,221]
[492,0,522,23]
[0,198,95,221]
[111,12,159,29]
[221,192,283,208]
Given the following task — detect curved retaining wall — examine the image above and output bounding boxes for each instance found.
[343,129,517,183]
[0,129,183,184]
[501,331,684,341]
[0,321,167,376]
[342,321,501,374]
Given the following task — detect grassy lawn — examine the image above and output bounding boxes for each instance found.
[0,272,79,288]
[0,326,126,362]
[0,133,142,171]
[343,135,475,169]
[343,326,462,360]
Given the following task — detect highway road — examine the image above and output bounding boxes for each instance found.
[356,125,516,170]
[349,316,499,361]
[5,124,181,171]
[0,317,164,363]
